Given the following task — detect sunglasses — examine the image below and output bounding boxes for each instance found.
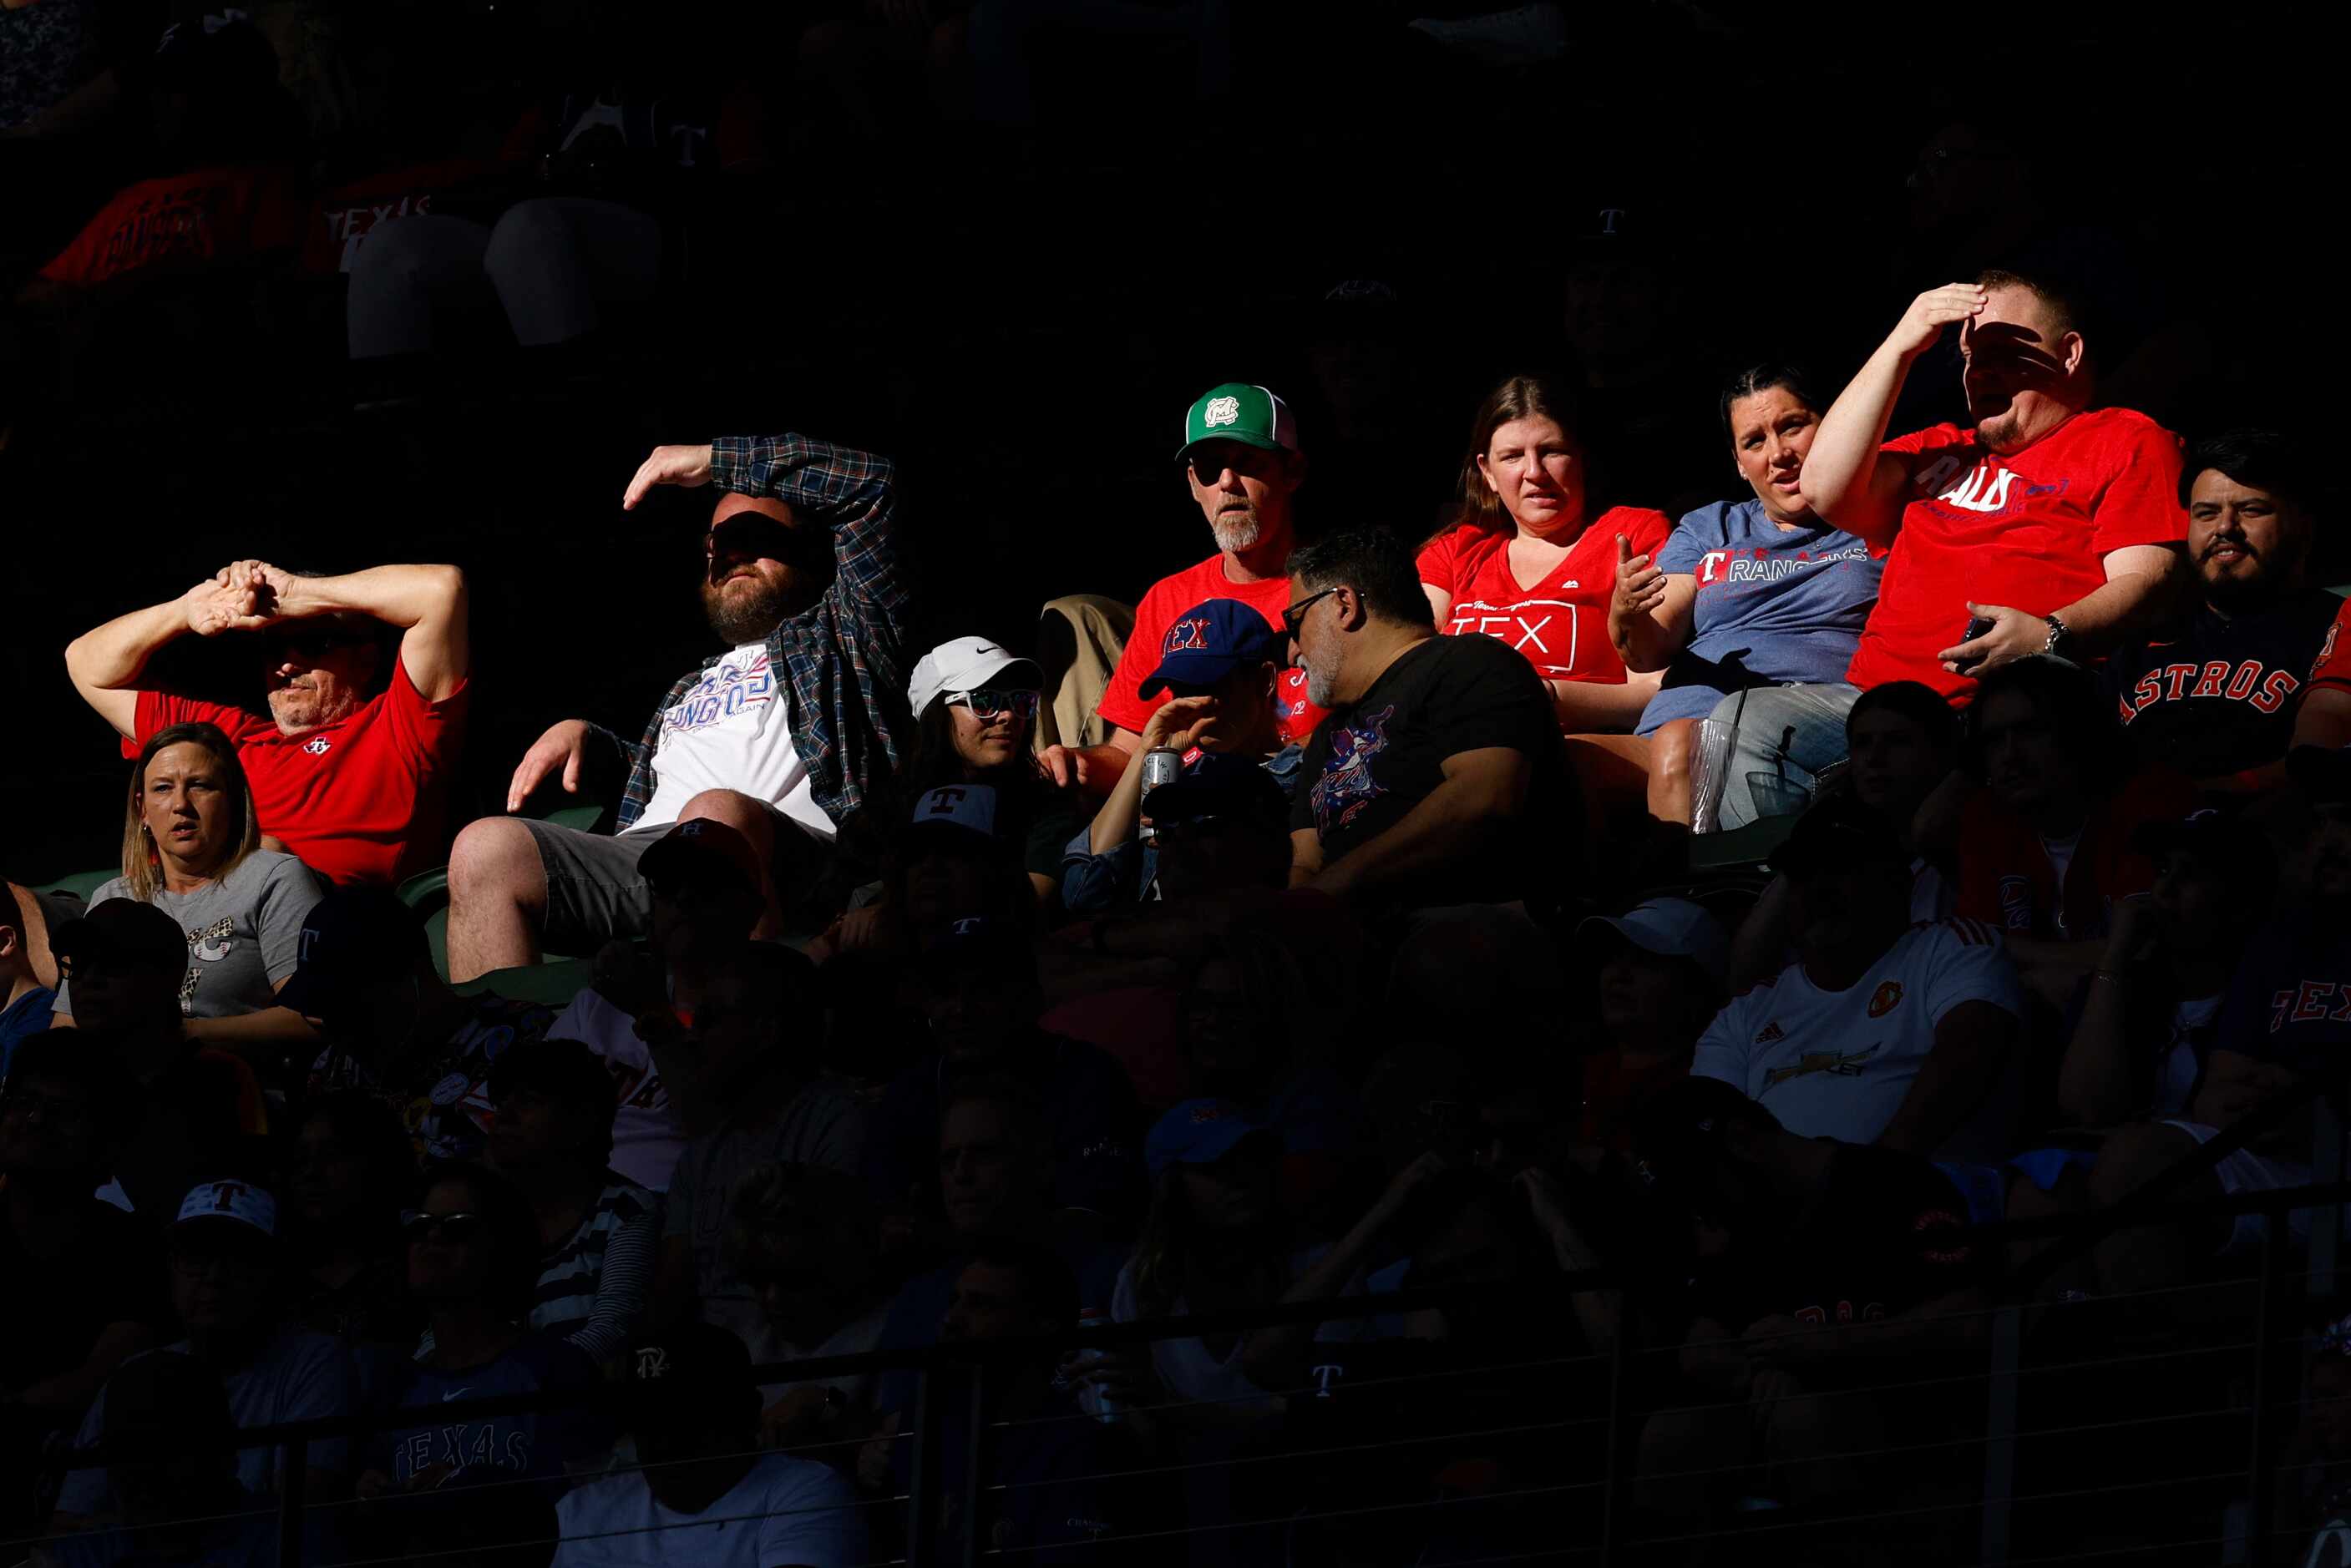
[403,1211,489,1245]
[1186,447,1279,487]
[945,689,1038,720]
[276,627,372,659]
[1281,588,1340,641]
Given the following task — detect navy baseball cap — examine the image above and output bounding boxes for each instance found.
[1138,599,1284,700]
[276,886,428,1024]
[1142,752,1289,831]
[1146,1099,1279,1176]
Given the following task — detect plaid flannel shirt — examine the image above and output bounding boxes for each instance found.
[614,433,913,832]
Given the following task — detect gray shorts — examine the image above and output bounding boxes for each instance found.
[520,807,825,953]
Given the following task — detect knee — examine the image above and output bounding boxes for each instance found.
[483,200,571,277]
[449,817,544,898]
[678,789,771,842]
[1654,719,1697,784]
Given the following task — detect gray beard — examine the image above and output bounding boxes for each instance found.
[1212,510,1263,554]
[703,579,789,645]
[1303,653,1338,708]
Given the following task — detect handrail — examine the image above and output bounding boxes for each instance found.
[42,1174,2351,1472]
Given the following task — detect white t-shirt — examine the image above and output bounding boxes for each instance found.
[2156,994,2223,1119]
[639,643,835,842]
[548,987,684,1192]
[1693,918,2025,1157]
[552,1452,864,1568]
[1910,857,1954,924]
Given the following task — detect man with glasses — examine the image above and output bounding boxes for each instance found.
[449,432,911,979]
[66,559,471,885]
[1040,382,1322,796]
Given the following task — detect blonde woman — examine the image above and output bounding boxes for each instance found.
[53,721,323,1060]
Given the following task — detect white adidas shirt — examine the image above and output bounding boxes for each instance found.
[1693,918,2024,1158]
[640,642,835,841]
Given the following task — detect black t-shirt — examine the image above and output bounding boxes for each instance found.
[0,1198,167,1394]
[1292,634,1570,904]
[1695,1145,1975,1354]
[2109,590,2351,778]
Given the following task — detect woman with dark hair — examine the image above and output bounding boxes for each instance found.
[1953,657,2196,1008]
[1608,364,1887,822]
[1416,372,1675,732]
[899,637,1088,908]
[53,721,323,1062]
[287,1091,421,1396]
[359,1162,602,1499]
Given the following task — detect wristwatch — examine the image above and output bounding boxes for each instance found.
[2041,613,2074,660]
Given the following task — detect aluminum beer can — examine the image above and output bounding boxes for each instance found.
[1137,747,1184,839]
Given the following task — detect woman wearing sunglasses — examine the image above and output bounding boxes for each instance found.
[53,721,324,1070]
[901,637,1090,910]
[361,1163,601,1501]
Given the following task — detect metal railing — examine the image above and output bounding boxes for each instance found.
[23,1154,2351,1566]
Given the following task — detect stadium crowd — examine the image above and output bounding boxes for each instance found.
[5,4,2347,1566]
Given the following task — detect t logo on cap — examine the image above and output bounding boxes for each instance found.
[635,1346,671,1380]
[1203,397,1240,428]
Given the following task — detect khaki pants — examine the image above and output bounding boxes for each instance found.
[1031,594,1135,753]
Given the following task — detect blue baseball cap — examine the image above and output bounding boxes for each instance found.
[1139,599,1284,700]
[1146,1099,1280,1176]
[1142,751,1289,832]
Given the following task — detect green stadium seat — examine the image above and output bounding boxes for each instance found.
[33,868,116,903]
[454,956,594,1009]
[1688,812,1800,876]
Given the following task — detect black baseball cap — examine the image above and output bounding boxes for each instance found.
[623,1323,756,1427]
[276,886,428,1024]
[1142,752,1289,831]
[52,899,185,977]
[1765,794,1909,880]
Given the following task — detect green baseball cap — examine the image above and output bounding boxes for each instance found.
[1177,382,1300,460]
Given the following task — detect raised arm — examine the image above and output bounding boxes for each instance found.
[64,569,275,738]
[1087,697,1216,854]
[1802,284,1990,544]
[270,564,470,702]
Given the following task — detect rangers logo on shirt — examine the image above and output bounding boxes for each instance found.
[302,737,332,756]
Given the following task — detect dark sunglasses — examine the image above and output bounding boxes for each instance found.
[1281,588,1340,641]
[945,688,1038,720]
[403,1211,489,1245]
[1186,447,1278,487]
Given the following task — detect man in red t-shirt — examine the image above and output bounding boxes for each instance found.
[1703,271,2186,830]
[66,562,469,885]
[1039,382,1323,797]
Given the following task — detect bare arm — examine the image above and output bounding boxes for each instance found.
[1305,746,1532,903]
[2057,902,2156,1126]
[1802,284,1989,544]
[1042,726,1140,797]
[271,564,470,702]
[1607,533,1696,675]
[1087,698,1215,854]
[1422,584,1453,626]
[1940,544,2184,676]
[1287,826,1325,889]
[64,571,270,738]
[1876,999,2019,1155]
[1548,671,1663,733]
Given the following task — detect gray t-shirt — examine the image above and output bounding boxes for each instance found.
[57,852,325,1020]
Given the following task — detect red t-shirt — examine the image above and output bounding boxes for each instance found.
[1847,408,2187,700]
[1094,554,1325,737]
[1953,769,2198,942]
[39,164,307,290]
[128,656,469,886]
[1416,506,1674,684]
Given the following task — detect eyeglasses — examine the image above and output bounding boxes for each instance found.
[945,689,1038,721]
[1281,589,1340,641]
[1186,447,1279,487]
[403,1211,489,1245]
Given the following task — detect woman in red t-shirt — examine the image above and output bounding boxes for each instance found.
[1416,373,1674,733]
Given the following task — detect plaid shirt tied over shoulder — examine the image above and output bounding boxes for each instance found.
[616,433,913,831]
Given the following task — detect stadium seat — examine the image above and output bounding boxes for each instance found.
[453,956,594,1009]
[33,867,115,902]
[398,802,607,981]
[1688,812,1799,876]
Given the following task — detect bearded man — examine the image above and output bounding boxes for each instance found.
[446,434,913,976]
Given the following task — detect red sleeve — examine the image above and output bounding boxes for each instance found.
[1880,422,1959,458]
[2088,418,2189,554]
[377,654,471,770]
[1094,582,1175,736]
[38,184,139,286]
[2310,599,2351,691]
[1416,527,1462,591]
[124,690,270,759]
[1624,508,1674,558]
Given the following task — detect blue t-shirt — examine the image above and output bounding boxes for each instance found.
[0,984,58,1079]
[1637,499,1882,734]
[372,1333,604,1490]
